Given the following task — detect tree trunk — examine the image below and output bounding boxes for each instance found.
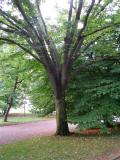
[55,89,69,136]
[4,77,19,122]
[47,68,69,136]
[4,105,12,122]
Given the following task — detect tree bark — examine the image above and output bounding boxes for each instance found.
[4,76,19,122]
[4,105,11,122]
[46,66,69,136]
[55,87,69,136]
[4,96,14,122]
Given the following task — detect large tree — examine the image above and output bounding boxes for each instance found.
[0,0,120,135]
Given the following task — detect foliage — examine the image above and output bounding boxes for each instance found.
[0,45,54,117]
[0,45,29,115]
[28,61,54,116]
[67,31,120,131]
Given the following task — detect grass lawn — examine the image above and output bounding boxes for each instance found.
[0,134,120,160]
[0,116,44,126]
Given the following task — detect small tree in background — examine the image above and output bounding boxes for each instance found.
[0,45,29,122]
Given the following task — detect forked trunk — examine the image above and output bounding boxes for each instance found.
[55,89,69,136]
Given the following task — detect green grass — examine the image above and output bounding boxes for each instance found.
[0,116,44,126]
[0,134,120,160]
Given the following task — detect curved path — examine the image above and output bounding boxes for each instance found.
[1,120,120,160]
[0,119,75,145]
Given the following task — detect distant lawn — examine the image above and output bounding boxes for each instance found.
[0,134,120,160]
[0,116,45,126]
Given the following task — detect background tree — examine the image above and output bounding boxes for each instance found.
[0,0,120,135]
[0,45,29,122]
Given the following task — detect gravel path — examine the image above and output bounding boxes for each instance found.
[0,119,75,144]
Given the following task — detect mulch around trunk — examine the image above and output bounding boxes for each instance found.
[79,128,118,135]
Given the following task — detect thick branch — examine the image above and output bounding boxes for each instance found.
[83,36,102,52]
[0,26,16,33]
[34,0,60,70]
[0,9,23,30]
[79,0,95,35]
[95,1,112,17]
[69,55,120,82]
[13,0,55,70]
[83,22,120,38]
[64,0,75,63]
[45,37,61,68]
[75,0,83,21]
[13,0,43,42]
[0,10,32,39]
[68,0,95,62]
[35,1,61,69]
[0,37,40,62]
[0,20,18,30]
[71,33,106,63]
[68,0,73,21]
[35,0,47,34]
